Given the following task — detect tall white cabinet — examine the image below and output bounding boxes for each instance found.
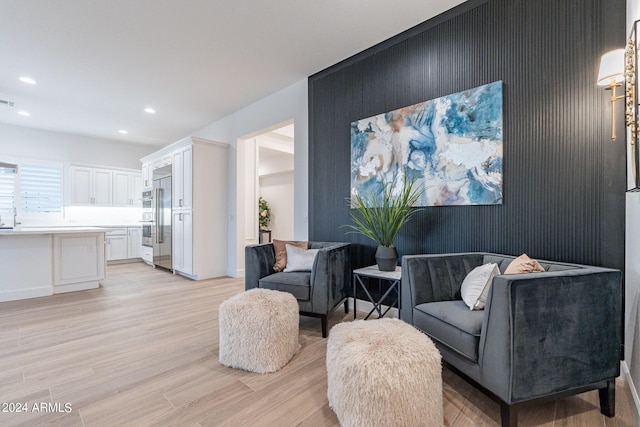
[172,138,228,280]
[141,136,228,280]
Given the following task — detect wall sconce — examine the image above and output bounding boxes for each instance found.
[597,48,626,141]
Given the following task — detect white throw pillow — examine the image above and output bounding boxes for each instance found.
[283,244,320,272]
[460,263,500,310]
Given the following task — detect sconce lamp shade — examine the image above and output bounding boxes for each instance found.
[597,48,625,86]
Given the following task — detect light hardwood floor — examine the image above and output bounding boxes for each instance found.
[0,262,635,427]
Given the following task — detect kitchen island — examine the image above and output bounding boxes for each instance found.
[0,227,107,302]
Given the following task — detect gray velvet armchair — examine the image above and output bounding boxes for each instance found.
[401,252,623,427]
[245,242,350,337]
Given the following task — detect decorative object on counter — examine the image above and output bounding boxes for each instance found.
[344,174,423,271]
[350,81,503,206]
[258,196,271,230]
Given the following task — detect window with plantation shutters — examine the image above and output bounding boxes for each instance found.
[19,163,63,215]
[0,170,15,212]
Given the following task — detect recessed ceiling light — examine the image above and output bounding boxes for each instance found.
[17,111,30,117]
[118,129,128,134]
[144,107,156,114]
[19,76,36,85]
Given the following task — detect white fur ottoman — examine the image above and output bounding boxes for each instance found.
[326,318,443,427]
[219,288,300,374]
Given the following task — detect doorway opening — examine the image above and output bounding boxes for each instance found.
[237,120,295,274]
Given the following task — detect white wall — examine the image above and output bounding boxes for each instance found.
[193,79,308,277]
[260,171,294,241]
[257,132,295,241]
[626,0,640,422]
[630,1,639,31]
[0,123,159,168]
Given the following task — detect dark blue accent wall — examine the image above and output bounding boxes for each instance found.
[308,0,626,271]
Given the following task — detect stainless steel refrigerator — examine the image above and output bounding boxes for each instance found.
[152,165,172,270]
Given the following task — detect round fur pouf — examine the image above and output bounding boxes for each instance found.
[326,318,443,427]
[219,288,300,374]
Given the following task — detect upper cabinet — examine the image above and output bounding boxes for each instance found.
[69,164,141,207]
[153,154,172,170]
[113,171,143,207]
[142,162,153,189]
[172,145,193,210]
[70,166,113,206]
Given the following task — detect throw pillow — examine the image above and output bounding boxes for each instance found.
[504,253,545,274]
[283,244,320,272]
[272,240,308,272]
[461,263,500,310]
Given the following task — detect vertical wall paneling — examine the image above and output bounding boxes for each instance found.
[308,0,626,271]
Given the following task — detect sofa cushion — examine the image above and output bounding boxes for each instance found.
[414,300,484,362]
[259,272,311,300]
[283,244,319,272]
[460,263,500,310]
[504,253,545,274]
[272,240,308,272]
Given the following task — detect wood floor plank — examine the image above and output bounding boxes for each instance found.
[0,262,635,427]
[296,404,340,427]
[152,380,255,427]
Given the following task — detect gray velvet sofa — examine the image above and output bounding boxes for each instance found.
[400,252,623,427]
[245,242,350,337]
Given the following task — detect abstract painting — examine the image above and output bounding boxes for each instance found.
[350,81,503,207]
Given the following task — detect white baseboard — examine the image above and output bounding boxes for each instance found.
[0,286,52,302]
[622,361,640,425]
[348,297,399,319]
[53,280,100,294]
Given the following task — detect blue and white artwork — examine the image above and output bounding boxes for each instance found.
[350,81,503,207]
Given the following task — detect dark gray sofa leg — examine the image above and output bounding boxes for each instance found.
[598,379,616,417]
[344,299,349,314]
[299,311,329,338]
[500,402,517,427]
[320,315,327,338]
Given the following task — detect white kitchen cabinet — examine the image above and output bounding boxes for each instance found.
[153,154,172,170]
[172,138,227,280]
[140,136,228,280]
[127,227,141,258]
[172,210,193,274]
[1,229,106,301]
[106,228,128,261]
[172,145,192,209]
[141,245,152,265]
[142,162,153,189]
[70,166,113,206]
[132,174,143,204]
[53,232,105,291]
[113,171,143,206]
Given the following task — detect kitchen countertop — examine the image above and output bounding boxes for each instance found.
[0,226,110,235]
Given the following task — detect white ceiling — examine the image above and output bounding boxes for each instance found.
[0,0,466,147]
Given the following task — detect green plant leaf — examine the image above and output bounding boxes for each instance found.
[343,174,424,247]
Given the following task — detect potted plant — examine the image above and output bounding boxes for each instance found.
[344,175,423,271]
[258,196,271,230]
